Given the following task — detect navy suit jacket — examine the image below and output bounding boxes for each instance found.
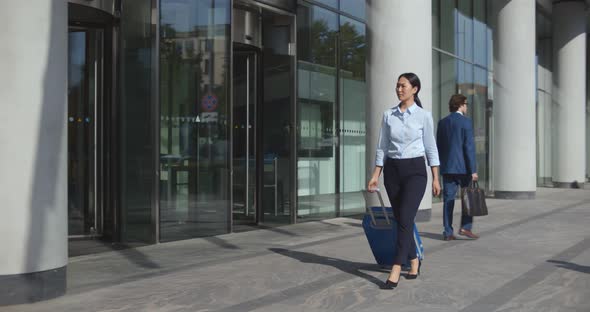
[436,112,477,175]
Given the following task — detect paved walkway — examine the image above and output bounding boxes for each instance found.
[3,188,590,312]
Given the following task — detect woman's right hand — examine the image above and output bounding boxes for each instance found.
[367,177,378,192]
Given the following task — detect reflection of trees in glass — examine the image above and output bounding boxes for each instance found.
[160,24,206,157]
[310,19,337,67]
[307,19,365,77]
[339,21,365,80]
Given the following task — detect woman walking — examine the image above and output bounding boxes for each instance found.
[367,73,441,289]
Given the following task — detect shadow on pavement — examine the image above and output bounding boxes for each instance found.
[116,246,162,269]
[547,260,590,274]
[203,236,240,250]
[343,222,363,228]
[269,248,386,287]
[419,232,444,241]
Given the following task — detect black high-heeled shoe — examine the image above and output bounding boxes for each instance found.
[406,260,421,280]
[383,278,399,289]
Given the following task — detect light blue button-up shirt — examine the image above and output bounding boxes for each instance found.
[375,103,440,167]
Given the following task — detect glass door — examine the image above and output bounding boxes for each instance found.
[259,10,296,224]
[67,28,103,237]
[233,50,258,225]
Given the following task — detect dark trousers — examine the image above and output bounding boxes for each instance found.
[442,174,473,237]
[383,157,427,265]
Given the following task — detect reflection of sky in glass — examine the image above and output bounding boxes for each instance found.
[340,15,364,35]
[68,32,85,88]
[340,0,365,20]
[474,67,487,86]
[161,0,229,33]
[474,18,487,67]
[313,5,338,31]
[314,0,337,9]
[451,8,493,85]
[455,9,473,62]
[456,60,473,86]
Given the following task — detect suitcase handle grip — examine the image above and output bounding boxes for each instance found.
[362,189,391,226]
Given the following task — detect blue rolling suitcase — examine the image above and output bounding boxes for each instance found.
[362,190,424,267]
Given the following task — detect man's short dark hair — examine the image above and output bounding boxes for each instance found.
[449,94,467,112]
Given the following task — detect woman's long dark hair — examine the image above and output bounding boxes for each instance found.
[398,72,422,108]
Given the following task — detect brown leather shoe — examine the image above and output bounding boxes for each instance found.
[443,234,456,241]
[459,229,479,239]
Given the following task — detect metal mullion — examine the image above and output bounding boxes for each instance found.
[245,56,250,217]
[229,0,234,233]
[290,14,298,225]
[335,19,341,218]
[152,0,161,243]
[299,0,366,24]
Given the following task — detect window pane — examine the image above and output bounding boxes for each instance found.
[159,0,231,241]
[435,52,458,118]
[315,0,338,9]
[297,4,338,220]
[456,0,473,62]
[432,0,440,48]
[473,67,490,191]
[119,0,155,243]
[341,0,365,20]
[339,16,366,216]
[439,0,455,53]
[474,0,487,67]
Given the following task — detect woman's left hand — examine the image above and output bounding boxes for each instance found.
[432,179,441,197]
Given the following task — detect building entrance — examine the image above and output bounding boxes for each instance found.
[67,27,104,238]
[67,2,118,253]
[233,49,259,226]
[232,2,296,230]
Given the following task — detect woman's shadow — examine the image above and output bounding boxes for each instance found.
[269,248,389,288]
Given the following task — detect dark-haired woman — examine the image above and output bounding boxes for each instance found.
[367,72,441,289]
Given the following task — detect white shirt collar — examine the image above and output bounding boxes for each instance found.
[394,102,418,115]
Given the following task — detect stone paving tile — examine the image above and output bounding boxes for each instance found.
[2,188,589,312]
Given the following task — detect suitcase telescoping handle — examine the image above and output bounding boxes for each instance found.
[362,189,391,226]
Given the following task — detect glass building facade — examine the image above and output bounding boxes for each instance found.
[60,0,578,246]
[63,0,367,245]
[296,1,366,220]
[431,0,493,194]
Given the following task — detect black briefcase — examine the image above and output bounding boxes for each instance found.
[461,181,488,217]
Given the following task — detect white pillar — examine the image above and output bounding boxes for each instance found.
[0,1,68,304]
[491,0,537,199]
[366,0,433,220]
[552,0,587,188]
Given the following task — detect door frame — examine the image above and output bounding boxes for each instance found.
[68,3,118,241]
[232,47,262,226]
[230,1,297,231]
[67,26,105,239]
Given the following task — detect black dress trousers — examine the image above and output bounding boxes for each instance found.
[383,157,427,265]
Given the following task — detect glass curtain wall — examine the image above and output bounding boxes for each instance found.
[339,16,366,216]
[432,0,492,193]
[159,0,231,242]
[119,0,156,243]
[536,12,553,186]
[297,1,366,220]
[297,4,338,220]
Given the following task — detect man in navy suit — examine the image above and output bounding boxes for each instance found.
[436,94,479,241]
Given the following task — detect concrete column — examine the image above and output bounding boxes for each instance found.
[491,0,537,199]
[552,0,587,188]
[0,1,68,305]
[366,0,433,221]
